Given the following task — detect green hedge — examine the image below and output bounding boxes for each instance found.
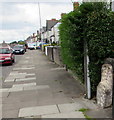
[59,2,114,96]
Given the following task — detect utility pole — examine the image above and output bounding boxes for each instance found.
[38,2,44,50]
[38,2,42,42]
[38,2,42,30]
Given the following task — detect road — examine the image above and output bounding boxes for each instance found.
[1,54,23,81]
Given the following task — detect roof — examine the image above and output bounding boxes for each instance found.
[46,19,58,31]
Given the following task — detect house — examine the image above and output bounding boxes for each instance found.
[45,19,58,43]
[50,22,61,44]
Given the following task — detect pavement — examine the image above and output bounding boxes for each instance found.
[0,50,112,119]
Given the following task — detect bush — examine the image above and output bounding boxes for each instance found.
[59,2,114,96]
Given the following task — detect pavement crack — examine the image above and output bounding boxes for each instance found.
[7,92,10,97]
[56,104,61,113]
[14,78,16,82]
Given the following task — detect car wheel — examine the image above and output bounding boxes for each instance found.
[13,59,15,63]
[10,61,13,65]
[22,51,25,54]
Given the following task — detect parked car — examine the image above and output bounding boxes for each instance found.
[0,46,15,65]
[27,43,36,50]
[13,45,25,54]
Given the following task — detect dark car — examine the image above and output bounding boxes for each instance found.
[0,47,15,65]
[13,45,25,54]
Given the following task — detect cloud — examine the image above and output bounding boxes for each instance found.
[0,26,35,43]
[0,0,74,3]
[0,1,77,43]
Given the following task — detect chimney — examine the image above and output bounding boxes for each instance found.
[61,13,66,19]
[33,33,36,38]
[73,2,79,10]
[51,19,57,21]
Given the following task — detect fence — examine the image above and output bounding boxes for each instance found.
[46,46,63,66]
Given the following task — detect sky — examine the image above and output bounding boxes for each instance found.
[0,0,82,43]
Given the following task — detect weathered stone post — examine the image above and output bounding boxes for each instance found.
[97,64,113,108]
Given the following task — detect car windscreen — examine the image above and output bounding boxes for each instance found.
[13,46,24,49]
[0,48,11,54]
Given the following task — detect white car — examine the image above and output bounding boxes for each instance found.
[27,43,36,50]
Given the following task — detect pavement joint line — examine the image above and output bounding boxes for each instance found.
[14,78,16,82]
[56,104,61,113]
[7,92,10,97]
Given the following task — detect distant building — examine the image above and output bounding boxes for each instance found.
[40,27,47,43]
[0,41,8,47]
[50,22,61,44]
[25,33,37,43]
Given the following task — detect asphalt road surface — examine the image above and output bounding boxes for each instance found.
[1,54,23,81]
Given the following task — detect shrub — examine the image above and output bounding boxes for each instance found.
[59,2,114,96]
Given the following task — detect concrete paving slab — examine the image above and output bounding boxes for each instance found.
[0,104,2,119]
[8,87,23,92]
[3,100,38,111]
[16,77,36,82]
[13,67,35,70]
[0,92,9,98]
[22,65,35,67]
[11,75,26,78]
[50,67,66,71]
[42,111,85,118]
[9,90,38,97]
[2,96,21,104]
[3,102,20,111]
[26,73,35,76]
[4,79,15,82]
[9,72,27,76]
[21,67,35,70]
[0,89,9,92]
[2,109,19,118]
[23,85,50,91]
[12,82,36,88]
[18,105,59,117]
[25,57,30,59]
[74,98,98,110]
[9,71,19,75]
[58,103,84,113]
[4,78,15,82]
[0,98,2,104]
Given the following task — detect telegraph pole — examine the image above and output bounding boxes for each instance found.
[38,2,42,42]
[38,2,42,30]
